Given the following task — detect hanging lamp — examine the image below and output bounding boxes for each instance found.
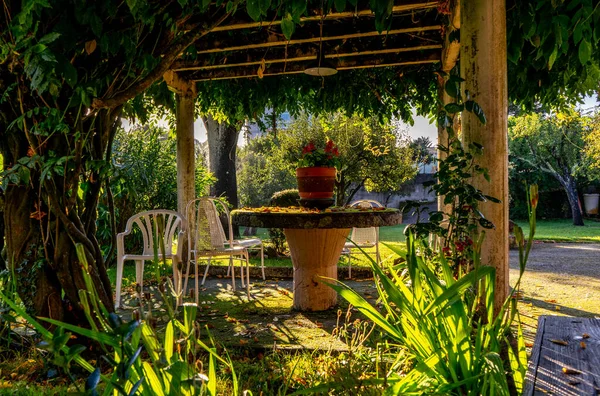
[304,1,337,77]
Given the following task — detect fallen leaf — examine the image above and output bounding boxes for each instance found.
[562,367,581,375]
[544,299,557,303]
[580,341,586,349]
[568,380,581,386]
[550,339,568,346]
[239,339,248,346]
[525,342,534,348]
[85,40,97,54]
[555,306,561,311]
[582,333,590,339]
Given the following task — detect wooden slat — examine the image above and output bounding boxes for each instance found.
[187,0,439,33]
[173,44,441,71]
[196,25,441,55]
[524,316,600,395]
[190,52,440,81]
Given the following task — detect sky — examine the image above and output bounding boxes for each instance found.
[185,95,598,145]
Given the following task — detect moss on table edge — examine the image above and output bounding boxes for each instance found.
[231,208,403,229]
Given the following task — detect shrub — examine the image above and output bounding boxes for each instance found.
[268,189,300,255]
[0,244,237,396]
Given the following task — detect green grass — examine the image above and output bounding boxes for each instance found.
[516,218,600,243]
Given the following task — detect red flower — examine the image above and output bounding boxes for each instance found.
[332,147,339,156]
[324,140,335,153]
[302,142,316,155]
[442,246,451,256]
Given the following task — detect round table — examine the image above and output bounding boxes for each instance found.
[232,208,403,311]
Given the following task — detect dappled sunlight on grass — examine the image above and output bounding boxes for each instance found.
[516,219,600,242]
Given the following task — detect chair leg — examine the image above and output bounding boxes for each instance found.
[229,256,236,291]
[195,258,200,305]
[173,258,182,307]
[182,254,192,301]
[260,244,265,280]
[226,261,231,277]
[245,251,250,299]
[348,251,352,279]
[201,257,211,286]
[115,257,124,309]
[239,256,245,288]
[135,260,144,298]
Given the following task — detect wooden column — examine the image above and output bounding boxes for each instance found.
[460,0,509,308]
[165,71,197,215]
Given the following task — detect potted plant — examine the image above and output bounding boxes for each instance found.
[296,140,340,204]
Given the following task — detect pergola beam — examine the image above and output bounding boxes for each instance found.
[173,44,442,71]
[194,22,442,55]
[186,0,439,33]
[189,52,440,81]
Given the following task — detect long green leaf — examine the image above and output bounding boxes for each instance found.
[39,317,120,348]
[323,280,403,341]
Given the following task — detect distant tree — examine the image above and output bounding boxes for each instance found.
[410,136,434,170]
[582,109,600,174]
[509,109,596,225]
[277,113,417,206]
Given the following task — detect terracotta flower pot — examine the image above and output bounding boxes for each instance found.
[296,167,336,199]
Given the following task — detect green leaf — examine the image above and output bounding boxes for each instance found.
[38,32,61,45]
[142,362,165,396]
[281,14,295,40]
[578,39,591,65]
[334,0,346,12]
[164,321,174,364]
[548,48,557,70]
[444,103,464,114]
[469,102,486,125]
[247,0,261,21]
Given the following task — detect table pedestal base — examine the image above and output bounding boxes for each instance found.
[284,228,351,311]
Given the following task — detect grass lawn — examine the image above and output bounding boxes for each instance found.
[516,218,600,243]
[109,225,409,288]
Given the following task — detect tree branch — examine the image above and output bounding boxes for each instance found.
[91,11,231,110]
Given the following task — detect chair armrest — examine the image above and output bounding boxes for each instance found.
[177,230,186,261]
[116,232,126,260]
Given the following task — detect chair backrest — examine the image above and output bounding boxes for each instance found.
[186,198,232,252]
[124,210,185,256]
[349,199,384,243]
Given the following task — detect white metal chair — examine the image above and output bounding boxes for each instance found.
[115,210,186,309]
[183,198,252,303]
[342,199,383,278]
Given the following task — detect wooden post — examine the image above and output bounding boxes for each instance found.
[164,71,197,215]
[284,228,350,311]
[460,0,509,309]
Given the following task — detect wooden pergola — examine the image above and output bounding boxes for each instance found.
[165,0,509,308]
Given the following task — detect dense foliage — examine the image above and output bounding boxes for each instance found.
[507,0,600,109]
[277,113,417,206]
[97,125,214,262]
[237,134,296,208]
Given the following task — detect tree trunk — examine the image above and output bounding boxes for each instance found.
[203,115,241,236]
[561,176,584,226]
[0,101,115,324]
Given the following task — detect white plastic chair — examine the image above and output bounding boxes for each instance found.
[115,210,186,309]
[343,199,383,278]
[183,198,252,303]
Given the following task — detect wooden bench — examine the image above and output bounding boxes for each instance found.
[524,316,600,395]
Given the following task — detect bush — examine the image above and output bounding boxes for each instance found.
[237,134,296,207]
[98,125,214,262]
[268,189,300,255]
